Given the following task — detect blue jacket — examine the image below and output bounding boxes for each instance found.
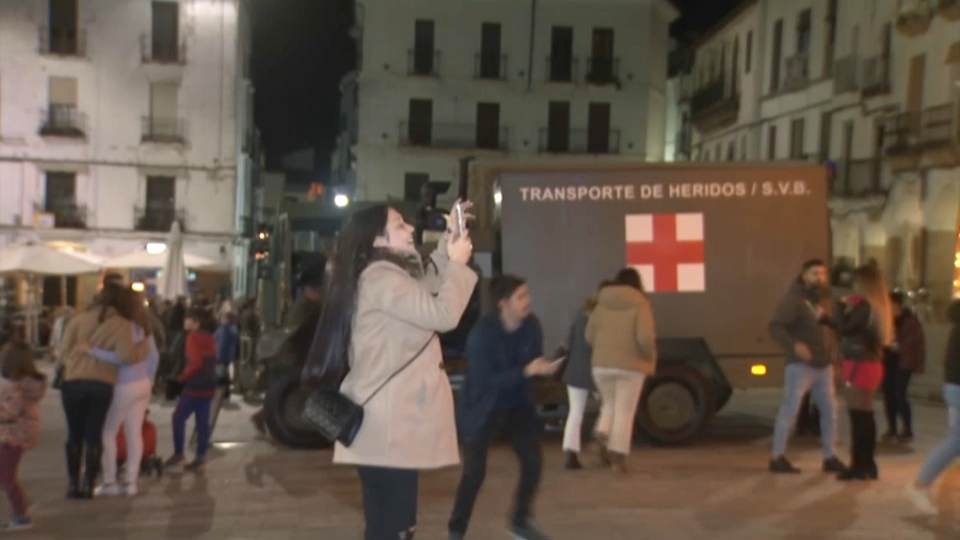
[214,323,239,365]
[458,314,543,443]
[91,323,159,386]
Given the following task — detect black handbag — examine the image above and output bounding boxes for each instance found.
[300,334,436,447]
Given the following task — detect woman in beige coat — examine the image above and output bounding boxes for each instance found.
[585,267,656,473]
[303,203,476,540]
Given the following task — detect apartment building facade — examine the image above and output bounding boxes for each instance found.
[0,0,257,299]
[686,0,960,398]
[348,0,679,206]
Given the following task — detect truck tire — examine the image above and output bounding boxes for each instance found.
[635,364,715,445]
[263,369,332,450]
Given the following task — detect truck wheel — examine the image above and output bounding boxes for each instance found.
[263,370,332,449]
[635,364,714,445]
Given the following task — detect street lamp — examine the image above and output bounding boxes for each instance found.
[334,194,350,208]
[146,242,166,255]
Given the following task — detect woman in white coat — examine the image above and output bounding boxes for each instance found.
[302,203,477,540]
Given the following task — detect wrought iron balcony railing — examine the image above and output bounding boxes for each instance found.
[140,33,187,64]
[831,158,883,197]
[38,26,86,56]
[399,122,509,151]
[141,116,186,144]
[39,106,87,137]
[134,206,186,233]
[586,56,620,85]
[861,55,892,97]
[545,55,579,83]
[407,49,440,76]
[35,202,88,229]
[537,128,621,154]
[474,53,508,80]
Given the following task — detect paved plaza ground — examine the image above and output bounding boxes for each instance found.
[9,374,960,539]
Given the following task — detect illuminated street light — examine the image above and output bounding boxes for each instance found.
[334,194,350,207]
[146,242,166,254]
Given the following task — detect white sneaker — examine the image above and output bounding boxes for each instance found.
[94,483,120,497]
[904,483,938,515]
[120,483,138,497]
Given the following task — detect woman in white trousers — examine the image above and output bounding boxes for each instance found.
[585,268,657,473]
[87,315,159,496]
[561,281,610,469]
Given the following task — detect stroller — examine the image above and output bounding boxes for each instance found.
[116,410,164,478]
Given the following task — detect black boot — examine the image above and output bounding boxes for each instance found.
[564,451,582,470]
[81,444,102,499]
[65,443,83,499]
[837,411,864,481]
[862,412,879,480]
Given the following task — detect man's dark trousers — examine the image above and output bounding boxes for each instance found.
[448,405,542,535]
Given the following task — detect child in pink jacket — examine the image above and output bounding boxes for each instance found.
[0,341,48,531]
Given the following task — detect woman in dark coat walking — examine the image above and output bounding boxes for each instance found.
[561,280,610,469]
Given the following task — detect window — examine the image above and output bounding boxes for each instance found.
[770,19,783,92]
[412,20,436,75]
[151,1,180,62]
[796,9,812,55]
[404,173,429,202]
[767,125,778,160]
[789,118,805,159]
[476,102,501,149]
[549,27,574,82]
[587,102,611,153]
[824,0,838,77]
[589,28,615,83]
[715,142,721,160]
[741,135,748,160]
[45,76,80,135]
[478,23,503,79]
[147,83,179,140]
[47,0,79,55]
[146,176,176,209]
[746,31,753,73]
[727,141,735,160]
[44,171,76,210]
[407,99,433,145]
[546,101,570,152]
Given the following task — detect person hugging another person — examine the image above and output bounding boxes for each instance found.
[165,308,218,473]
[0,341,47,530]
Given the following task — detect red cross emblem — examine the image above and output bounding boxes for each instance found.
[625,213,705,293]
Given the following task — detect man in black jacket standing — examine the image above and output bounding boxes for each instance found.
[448,275,559,540]
[768,259,846,474]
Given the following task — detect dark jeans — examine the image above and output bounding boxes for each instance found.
[356,466,418,540]
[60,380,114,447]
[173,395,212,458]
[449,405,542,535]
[883,355,913,434]
[0,444,27,518]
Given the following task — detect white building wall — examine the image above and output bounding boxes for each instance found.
[0,0,252,281]
[354,0,678,204]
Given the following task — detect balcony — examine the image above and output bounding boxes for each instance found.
[407,49,440,77]
[896,1,933,37]
[39,106,86,138]
[474,53,508,80]
[675,128,692,159]
[140,34,186,64]
[585,56,620,86]
[861,56,891,97]
[942,0,960,20]
[537,128,621,154]
[883,111,923,171]
[831,158,883,198]
[545,55,579,83]
[918,103,960,167]
[35,202,88,229]
[398,122,509,151]
[141,116,186,144]
[690,78,739,133]
[833,56,859,94]
[677,73,694,102]
[782,54,810,92]
[134,206,186,233]
[38,26,86,57]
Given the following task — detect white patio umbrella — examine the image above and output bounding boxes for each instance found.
[101,246,216,270]
[0,243,102,276]
[156,221,188,300]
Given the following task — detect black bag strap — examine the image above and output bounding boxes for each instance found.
[360,334,436,406]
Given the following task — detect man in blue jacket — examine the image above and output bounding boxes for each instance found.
[448,275,559,540]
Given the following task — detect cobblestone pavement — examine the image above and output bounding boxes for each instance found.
[9,377,960,539]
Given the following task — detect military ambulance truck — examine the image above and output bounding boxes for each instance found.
[461,160,830,444]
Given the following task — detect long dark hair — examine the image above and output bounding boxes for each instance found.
[302,205,391,387]
[614,267,644,293]
[97,282,133,323]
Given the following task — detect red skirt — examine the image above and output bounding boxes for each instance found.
[842,360,884,391]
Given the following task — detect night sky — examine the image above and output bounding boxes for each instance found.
[251,0,739,171]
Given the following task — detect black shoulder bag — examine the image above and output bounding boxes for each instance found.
[300,334,436,447]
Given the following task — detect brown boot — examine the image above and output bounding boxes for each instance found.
[564,451,582,470]
[609,452,628,474]
[592,434,611,467]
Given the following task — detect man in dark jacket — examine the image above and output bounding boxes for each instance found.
[448,275,559,540]
[883,292,925,441]
[768,259,846,474]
